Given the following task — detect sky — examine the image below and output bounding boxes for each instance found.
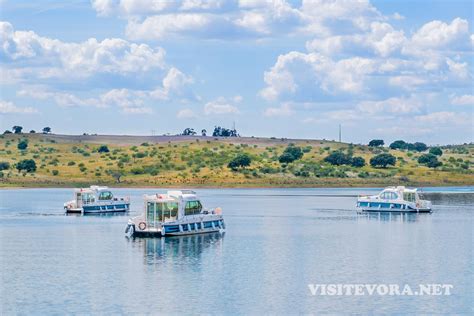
[0,0,473,145]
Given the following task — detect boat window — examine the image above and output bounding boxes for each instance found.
[403,192,416,202]
[391,193,398,199]
[82,193,95,204]
[147,202,156,225]
[380,192,389,199]
[98,191,113,200]
[153,202,178,222]
[185,201,202,215]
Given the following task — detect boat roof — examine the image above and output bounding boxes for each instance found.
[74,186,111,193]
[383,186,418,193]
[144,190,199,202]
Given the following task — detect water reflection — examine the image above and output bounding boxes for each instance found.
[129,232,225,265]
[65,211,130,217]
[357,211,425,222]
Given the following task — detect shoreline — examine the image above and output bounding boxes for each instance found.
[1,182,473,190]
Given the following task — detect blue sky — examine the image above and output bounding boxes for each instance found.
[1,0,472,144]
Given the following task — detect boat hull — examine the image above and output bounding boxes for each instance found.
[356,201,431,213]
[127,218,225,238]
[357,207,432,213]
[65,203,130,214]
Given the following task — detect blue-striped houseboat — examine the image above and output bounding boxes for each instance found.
[64,186,130,214]
[125,190,225,237]
[357,186,432,213]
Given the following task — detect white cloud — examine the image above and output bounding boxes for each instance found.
[451,94,474,106]
[357,96,423,115]
[92,0,382,41]
[259,51,375,101]
[0,21,166,79]
[414,111,470,125]
[204,97,240,115]
[177,108,196,119]
[150,67,194,101]
[0,101,38,114]
[263,103,293,117]
[410,18,470,50]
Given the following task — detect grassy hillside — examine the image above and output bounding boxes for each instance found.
[0,133,473,188]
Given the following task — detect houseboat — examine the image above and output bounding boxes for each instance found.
[357,186,432,213]
[64,186,130,214]
[125,190,225,237]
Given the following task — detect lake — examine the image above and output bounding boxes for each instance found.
[1,187,473,314]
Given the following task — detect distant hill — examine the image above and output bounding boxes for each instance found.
[0,133,472,188]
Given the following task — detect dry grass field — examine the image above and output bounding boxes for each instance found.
[0,133,472,188]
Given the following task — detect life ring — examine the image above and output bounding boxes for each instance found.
[138,222,147,230]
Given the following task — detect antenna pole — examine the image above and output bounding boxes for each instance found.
[338,124,341,142]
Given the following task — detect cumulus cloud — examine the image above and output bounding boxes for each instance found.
[263,103,293,117]
[204,97,240,115]
[0,21,167,81]
[357,95,423,115]
[260,16,473,103]
[0,100,38,114]
[410,18,470,50]
[451,94,474,106]
[176,108,196,119]
[92,0,382,40]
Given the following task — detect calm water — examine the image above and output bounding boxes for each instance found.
[1,187,473,314]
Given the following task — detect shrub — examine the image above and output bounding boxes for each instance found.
[97,145,109,153]
[17,139,28,150]
[370,153,396,168]
[67,161,75,166]
[52,170,59,176]
[228,153,252,170]
[16,159,37,173]
[133,152,147,159]
[0,162,10,171]
[429,147,443,156]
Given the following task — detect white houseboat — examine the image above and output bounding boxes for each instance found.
[125,190,225,237]
[64,186,130,214]
[357,186,432,213]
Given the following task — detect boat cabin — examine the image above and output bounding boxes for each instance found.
[377,186,419,202]
[143,190,205,227]
[73,186,115,207]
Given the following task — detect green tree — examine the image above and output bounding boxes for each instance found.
[42,127,51,134]
[370,153,396,168]
[0,162,10,171]
[418,154,442,168]
[429,147,443,156]
[228,153,252,170]
[413,142,428,152]
[17,139,28,150]
[324,151,351,165]
[12,126,23,134]
[389,140,406,150]
[97,145,110,153]
[350,156,366,167]
[16,159,37,173]
[278,144,303,163]
[29,130,36,133]
[368,139,384,147]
